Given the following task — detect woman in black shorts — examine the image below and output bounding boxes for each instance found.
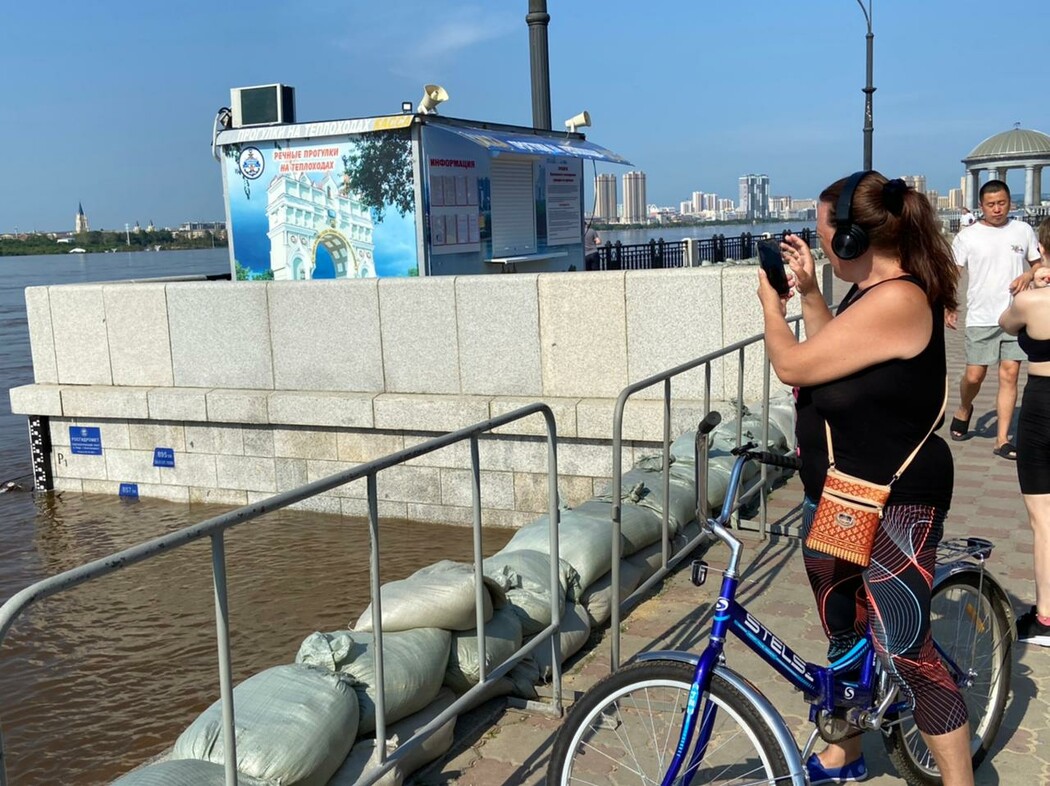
[999,221,1050,645]
[757,172,972,785]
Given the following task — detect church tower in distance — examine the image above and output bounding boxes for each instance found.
[75,202,89,234]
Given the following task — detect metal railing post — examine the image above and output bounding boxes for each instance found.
[210,533,239,786]
[367,473,387,764]
[470,436,487,684]
[545,414,562,710]
[662,378,673,569]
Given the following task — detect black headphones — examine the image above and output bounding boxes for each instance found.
[831,170,874,260]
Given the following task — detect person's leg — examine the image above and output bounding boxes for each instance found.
[1023,493,1050,615]
[956,363,986,421]
[800,497,866,770]
[956,327,1001,433]
[995,359,1021,449]
[921,725,975,786]
[865,505,972,783]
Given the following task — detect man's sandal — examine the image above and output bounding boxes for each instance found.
[949,406,973,441]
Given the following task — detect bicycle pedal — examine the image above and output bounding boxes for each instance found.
[691,560,708,586]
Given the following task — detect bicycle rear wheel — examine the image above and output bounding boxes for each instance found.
[883,571,1012,784]
[546,659,791,785]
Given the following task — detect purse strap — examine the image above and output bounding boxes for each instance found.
[825,383,948,485]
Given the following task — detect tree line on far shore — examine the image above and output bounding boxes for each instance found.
[0,230,228,256]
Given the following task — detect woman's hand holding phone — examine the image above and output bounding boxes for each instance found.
[781,233,817,298]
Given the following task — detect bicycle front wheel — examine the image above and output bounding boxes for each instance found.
[884,571,1012,784]
[546,659,791,786]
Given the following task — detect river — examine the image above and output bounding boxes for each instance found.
[0,250,514,784]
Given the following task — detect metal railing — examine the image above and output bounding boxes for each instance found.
[606,318,803,670]
[590,229,819,271]
[0,404,563,786]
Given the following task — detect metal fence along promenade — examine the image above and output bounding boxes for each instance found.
[589,228,819,271]
[0,404,563,786]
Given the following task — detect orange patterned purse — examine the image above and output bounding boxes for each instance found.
[805,390,946,567]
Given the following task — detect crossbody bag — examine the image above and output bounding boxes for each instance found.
[804,388,947,567]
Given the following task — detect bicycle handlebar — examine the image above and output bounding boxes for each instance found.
[749,450,803,471]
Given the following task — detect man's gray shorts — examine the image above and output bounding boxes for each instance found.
[965,325,1026,366]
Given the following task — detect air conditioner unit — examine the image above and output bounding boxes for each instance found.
[230,84,296,128]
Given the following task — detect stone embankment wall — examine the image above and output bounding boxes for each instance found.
[9,266,800,525]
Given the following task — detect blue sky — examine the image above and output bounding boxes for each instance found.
[2,0,1047,233]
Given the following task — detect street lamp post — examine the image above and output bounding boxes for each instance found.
[856,0,875,170]
[526,0,552,130]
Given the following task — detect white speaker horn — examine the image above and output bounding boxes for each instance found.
[417,84,449,114]
[564,110,591,133]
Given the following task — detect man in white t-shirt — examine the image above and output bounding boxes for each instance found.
[947,180,1043,459]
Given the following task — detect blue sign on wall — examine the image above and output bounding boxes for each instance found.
[153,448,176,468]
[119,483,139,499]
[69,427,102,455]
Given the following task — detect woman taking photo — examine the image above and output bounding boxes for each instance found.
[757,171,972,785]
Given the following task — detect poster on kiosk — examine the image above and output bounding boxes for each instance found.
[217,111,629,280]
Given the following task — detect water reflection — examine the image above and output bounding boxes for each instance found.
[0,490,514,784]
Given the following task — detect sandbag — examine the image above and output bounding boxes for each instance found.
[579,559,645,628]
[571,498,666,557]
[529,602,592,680]
[354,560,505,633]
[592,465,697,533]
[444,605,523,693]
[296,628,450,735]
[171,664,358,786]
[500,511,621,592]
[111,760,268,786]
[483,549,581,636]
[327,689,459,786]
[625,539,668,584]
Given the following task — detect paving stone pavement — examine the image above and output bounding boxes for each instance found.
[417,277,1047,785]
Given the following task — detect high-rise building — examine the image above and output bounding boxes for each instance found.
[595,174,617,221]
[623,171,647,223]
[738,174,770,220]
[703,193,718,212]
[75,202,89,234]
[901,175,927,194]
[948,188,964,209]
[680,200,692,215]
[926,189,939,210]
[691,191,704,214]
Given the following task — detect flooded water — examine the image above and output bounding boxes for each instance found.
[0,251,514,784]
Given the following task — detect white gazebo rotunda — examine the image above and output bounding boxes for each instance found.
[963,126,1050,209]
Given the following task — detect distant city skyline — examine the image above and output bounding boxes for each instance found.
[1,1,1047,233]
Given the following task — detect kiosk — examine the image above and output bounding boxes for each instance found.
[216,113,630,280]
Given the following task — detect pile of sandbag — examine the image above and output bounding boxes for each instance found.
[112,403,795,786]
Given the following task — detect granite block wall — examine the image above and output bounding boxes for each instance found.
[13,265,803,521]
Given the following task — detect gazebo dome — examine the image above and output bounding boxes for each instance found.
[966,128,1050,161]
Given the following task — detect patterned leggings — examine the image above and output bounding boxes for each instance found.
[801,499,969,736]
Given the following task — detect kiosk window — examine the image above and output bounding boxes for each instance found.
[490,159,536,256]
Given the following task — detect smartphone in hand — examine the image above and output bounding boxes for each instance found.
[758,240,790,296]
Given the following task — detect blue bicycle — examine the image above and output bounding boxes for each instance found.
[547,413,1013,786]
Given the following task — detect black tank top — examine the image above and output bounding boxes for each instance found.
[796,276,953,510]
[1019,327,1050,363]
